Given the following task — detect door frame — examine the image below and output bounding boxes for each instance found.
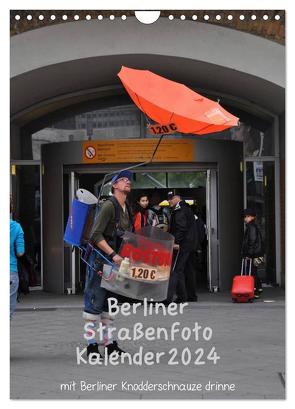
[243,157,280,285]
[206,169,219,292]
[64,164,219,292]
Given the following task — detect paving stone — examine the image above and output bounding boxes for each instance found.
[10,290,285,399]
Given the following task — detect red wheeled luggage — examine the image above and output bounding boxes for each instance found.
[231,258,255,303]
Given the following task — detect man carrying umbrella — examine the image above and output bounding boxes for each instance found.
[166,190,199,304]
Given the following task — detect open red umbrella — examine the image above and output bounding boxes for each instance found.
[118,66,239,135]
[97,66,240,201]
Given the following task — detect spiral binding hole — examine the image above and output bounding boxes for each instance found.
[17,12,284,26]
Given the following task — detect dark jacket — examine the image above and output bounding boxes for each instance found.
[91,197,133,252]
[242,221,264,258]
[169,201,199,251]
[195,214,206,249]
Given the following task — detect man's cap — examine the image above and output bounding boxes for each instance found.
[167,189,181,199]
[111,170,133,185]
[243,208,256,217]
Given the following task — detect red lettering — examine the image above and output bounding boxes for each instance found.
[120,243,133,258]
[157,253,166,265]
[120,243,172,266]
[142,249,151,264]
[132,248,143,262]
[151,250,159,265]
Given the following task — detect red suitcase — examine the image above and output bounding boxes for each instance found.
[231,258,255,303]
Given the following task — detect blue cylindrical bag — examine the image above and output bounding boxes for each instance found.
[64,198,92,246]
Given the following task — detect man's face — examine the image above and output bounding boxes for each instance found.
[168,195,180,208]
[113,177,131,194]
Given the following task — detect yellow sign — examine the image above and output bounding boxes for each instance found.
[11,165,16,175]
[82,139,194,164]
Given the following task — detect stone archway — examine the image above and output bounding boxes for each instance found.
[11,17,284,124]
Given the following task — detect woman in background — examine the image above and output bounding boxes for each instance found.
[10,195,25,319]
[133,193,158,232]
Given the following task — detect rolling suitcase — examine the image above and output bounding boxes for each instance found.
[231,258,255,303]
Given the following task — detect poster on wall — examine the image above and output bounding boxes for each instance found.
[253,161,263,182]
[9,7,285,402]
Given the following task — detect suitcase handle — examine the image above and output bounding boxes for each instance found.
[241,258,252,276]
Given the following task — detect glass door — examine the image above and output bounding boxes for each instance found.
[11,163,42,288]
[63,171,80,294]
[66,168,219,293]
[245,160,276,284]
[206,169,219,292]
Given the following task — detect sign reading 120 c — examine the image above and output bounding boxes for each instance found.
[148,123,178,135]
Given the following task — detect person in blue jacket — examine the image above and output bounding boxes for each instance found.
[10,196,25,319]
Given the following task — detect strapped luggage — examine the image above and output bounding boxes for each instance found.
[231,258,255,303]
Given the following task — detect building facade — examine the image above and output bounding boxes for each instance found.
[10,10,285,294]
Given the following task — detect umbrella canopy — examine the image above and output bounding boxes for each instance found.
[118,66,239,135]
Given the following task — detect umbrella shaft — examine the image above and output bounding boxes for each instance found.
[98,134,164,201]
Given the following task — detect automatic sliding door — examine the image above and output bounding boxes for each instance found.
[245,161,276,284]
[64,171,79,294]
[64,167,219,293]
[206,169,219,292]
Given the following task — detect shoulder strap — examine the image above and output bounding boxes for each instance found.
[108,196,121,227]
[103,197,121,252]
[107,196,134,230]
[126,202,134,230]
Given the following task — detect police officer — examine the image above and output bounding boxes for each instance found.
[83,170,133,358]
[166,190,199,304]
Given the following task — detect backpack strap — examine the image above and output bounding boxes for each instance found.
[108,196,121,228]
[107,196,134,252]
[107,196,133,230]
[127,203,134,231]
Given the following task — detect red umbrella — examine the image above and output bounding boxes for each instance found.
[118,66,239,135]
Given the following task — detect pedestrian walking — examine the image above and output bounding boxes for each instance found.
[10,195,25,319]
[242,208,264,298]
[83,170,134,358]
[166,190,199,303]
